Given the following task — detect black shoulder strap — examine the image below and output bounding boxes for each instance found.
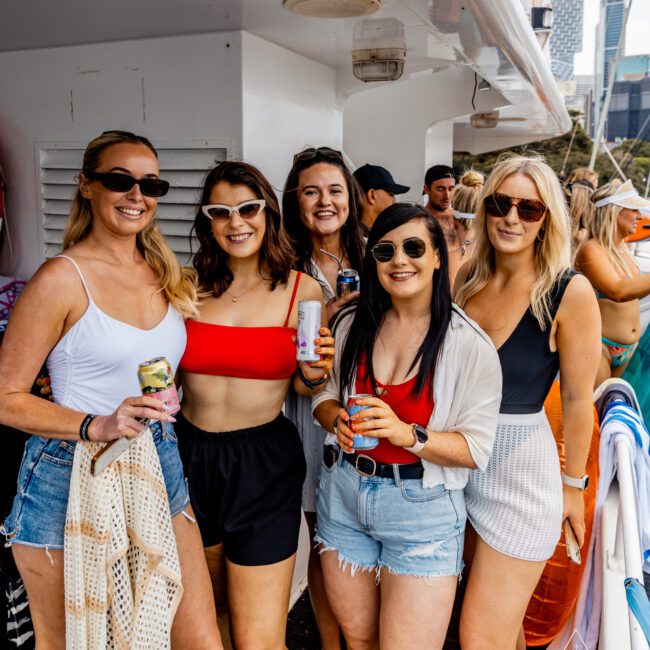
[549,270,577,320]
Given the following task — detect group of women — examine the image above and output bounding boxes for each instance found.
[0,128,647,650]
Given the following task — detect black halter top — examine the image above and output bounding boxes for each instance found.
[498,271,576,414]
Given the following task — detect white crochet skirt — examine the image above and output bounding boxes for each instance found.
[465,409,563,561]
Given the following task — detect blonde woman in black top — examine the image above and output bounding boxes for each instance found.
[455,155,601,649]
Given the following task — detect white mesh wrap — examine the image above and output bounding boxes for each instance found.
[465,409,564,561]
[64,429,183,649]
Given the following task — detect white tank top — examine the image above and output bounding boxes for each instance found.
[47,256,187,415]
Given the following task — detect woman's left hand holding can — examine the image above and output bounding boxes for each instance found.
[299,326,335,382]
[88,395,175,442]
[348,396,414,448]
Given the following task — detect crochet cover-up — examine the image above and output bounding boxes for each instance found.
[465,409,564,561]
[64,429,183,649]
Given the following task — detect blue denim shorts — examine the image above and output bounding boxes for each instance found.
[2,421,189,550]
[315,455,466,578]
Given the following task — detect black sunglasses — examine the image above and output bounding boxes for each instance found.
[372,237,433,263]
[484,193,547,222]
[292,147,344,165]
[85,171,170,198]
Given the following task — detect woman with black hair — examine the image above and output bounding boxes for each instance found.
[312,203,501,649]
[282,147,367,649]
[176,161,334,649]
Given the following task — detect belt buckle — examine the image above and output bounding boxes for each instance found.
[355,454,377,478]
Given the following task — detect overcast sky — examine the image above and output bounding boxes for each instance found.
[574,0,650,75]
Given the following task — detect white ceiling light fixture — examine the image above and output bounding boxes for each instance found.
[352,17,406,82]
[283,0,381,19]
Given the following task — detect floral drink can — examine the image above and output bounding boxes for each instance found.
[297,300,321,362]
[336,269,360,298]
[137,356,180,415]
[347,393,378,450]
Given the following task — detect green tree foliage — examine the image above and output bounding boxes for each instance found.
[453,112,650,192]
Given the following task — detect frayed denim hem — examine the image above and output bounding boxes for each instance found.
[377,559,465,582]
[2,537,63,551]
[314,536,379,580]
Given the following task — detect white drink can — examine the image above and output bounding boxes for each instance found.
[297,300,321,362]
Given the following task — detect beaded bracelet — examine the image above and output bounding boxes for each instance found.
[79,414,96,441]
[297,364,328,389]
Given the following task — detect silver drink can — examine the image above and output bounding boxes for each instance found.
[297,300,321,362]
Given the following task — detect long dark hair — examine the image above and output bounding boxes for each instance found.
[192,161,295,296]
[338,203,452,400]
[282,148,365,278]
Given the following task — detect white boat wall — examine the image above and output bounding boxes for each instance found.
[0,0,570,279]
[0,0,572,609]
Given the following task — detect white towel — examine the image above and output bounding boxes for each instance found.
[549,401,650,650]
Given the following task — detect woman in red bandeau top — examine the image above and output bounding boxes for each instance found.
[177,161,334,649]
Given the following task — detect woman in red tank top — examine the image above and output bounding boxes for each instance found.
[312,203,502,649]
[176,161,335,649]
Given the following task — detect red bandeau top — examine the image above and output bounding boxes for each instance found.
[179,273,302,380]
[355,356,434,464]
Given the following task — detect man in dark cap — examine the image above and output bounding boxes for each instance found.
[353,164,410,235]
[423,163,457,246]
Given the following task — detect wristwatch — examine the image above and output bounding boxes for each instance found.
[405,424,429,454]
[561,472,589,490]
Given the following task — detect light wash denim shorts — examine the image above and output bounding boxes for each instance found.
[315,454,466,578]
[2,421,189,550]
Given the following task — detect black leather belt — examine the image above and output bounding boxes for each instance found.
[323,445,424,479]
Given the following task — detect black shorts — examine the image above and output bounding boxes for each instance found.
[176,411,307,566]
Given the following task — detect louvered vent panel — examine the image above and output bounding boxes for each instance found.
[39,144,226,264]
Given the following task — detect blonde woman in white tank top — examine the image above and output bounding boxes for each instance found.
[0,131,222,649]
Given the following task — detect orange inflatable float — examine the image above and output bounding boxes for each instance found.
[523,380,600,646]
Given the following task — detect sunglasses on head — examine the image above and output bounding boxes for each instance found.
[484,193,547,222]
[372,237,433,263]
[201,199,266,221]
[292,147,344,165]
[85,171,169,197]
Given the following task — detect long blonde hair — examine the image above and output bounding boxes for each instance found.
[589,180,636,277]
[455,154,572,328]
[565,181,594,248]
[63,130,197,317]
[452,170,484,229]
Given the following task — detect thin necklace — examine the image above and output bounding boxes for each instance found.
[223,277,265,303]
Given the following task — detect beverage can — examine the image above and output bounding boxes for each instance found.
[137,356,180,415]
[297,300,321,362]
[346,393,378,450]
[336,269,360,298]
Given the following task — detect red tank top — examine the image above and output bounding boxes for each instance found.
[179,273,302,380]
[355,355,434,464]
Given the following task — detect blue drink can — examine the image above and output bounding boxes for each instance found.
[347,393,378,450]
[336,269,360,298]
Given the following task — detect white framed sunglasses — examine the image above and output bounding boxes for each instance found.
[201,199,266,221]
